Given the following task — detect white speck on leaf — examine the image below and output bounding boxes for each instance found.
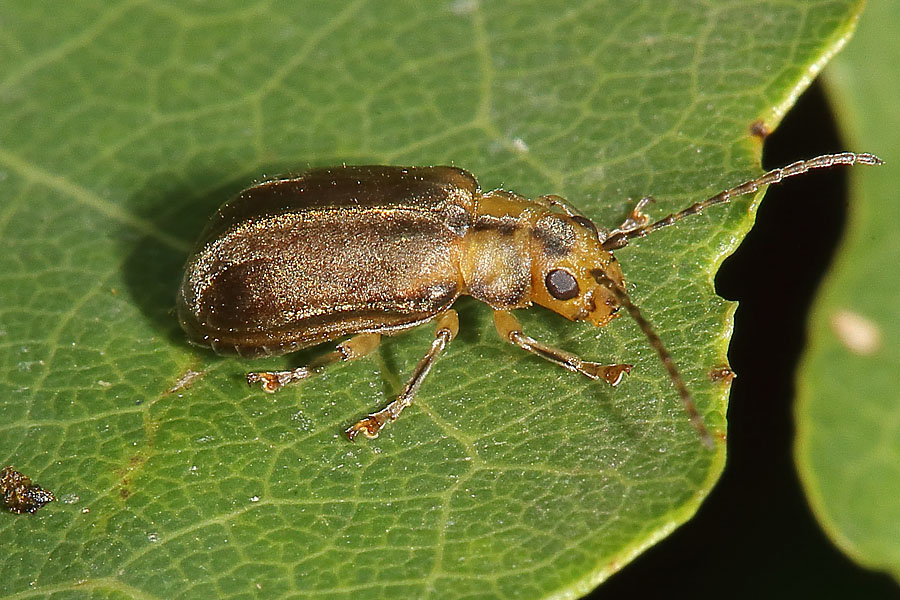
[831,309,882,355]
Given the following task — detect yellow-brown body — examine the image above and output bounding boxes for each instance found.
[178,165,623,358]
[178,153,879,444]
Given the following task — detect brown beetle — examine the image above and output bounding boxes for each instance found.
[177,154,881,446]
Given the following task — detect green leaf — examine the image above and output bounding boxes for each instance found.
[0,1,865,598]
[797,1,900,582]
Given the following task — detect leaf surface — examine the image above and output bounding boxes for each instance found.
[0,1,864,598]
[797,0,900,583]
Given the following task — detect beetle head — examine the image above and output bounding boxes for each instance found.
[529,212,624,327]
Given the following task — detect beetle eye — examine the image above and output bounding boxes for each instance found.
[545,269,580,300]
[572,215,599,238]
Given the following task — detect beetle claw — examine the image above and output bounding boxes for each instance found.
[614,196,654,234]
[246,372,283,393]
[346,415,384,441]
[580,362,632,386]
[604,363,633,386]
[247,368,312,393]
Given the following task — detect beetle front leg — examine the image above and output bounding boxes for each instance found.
[247,332,382,393]
[612,196,654,234]
[346,310,459,441]
[493,310,632,385]
[533,194,580,217]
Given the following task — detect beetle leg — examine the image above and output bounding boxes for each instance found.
[346,310,459,441]
[492,310,632,385]
[612,196,654,234]
[533,194,581,217]
[247,332,381,393]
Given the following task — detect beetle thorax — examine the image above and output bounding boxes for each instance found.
[459,191,624,327]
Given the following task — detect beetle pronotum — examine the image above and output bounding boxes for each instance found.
[177,152,882,447]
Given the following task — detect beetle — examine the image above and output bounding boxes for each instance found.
[177,153,881,447]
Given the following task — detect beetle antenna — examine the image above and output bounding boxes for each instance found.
[591,269,716,449]
[601,152,883,251]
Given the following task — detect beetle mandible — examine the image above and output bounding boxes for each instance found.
[177,153,882,447]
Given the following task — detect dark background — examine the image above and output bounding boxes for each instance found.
[594,82,900,599]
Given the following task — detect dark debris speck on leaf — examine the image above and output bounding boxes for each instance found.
[1,466,56,514]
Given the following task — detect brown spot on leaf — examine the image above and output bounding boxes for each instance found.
[749,120,770,139]
[709,366,736,384]
[116,453,149,502]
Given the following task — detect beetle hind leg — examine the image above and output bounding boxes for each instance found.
[493,310,632,386]
[247,332,381,393]
[346,310,459,441]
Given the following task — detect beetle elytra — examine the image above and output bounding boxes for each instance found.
[177,153,882,447]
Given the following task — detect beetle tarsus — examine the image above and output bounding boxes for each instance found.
[614,196,654,234]
[346,413,389,441]
[582,363,633,386]
[247,368,311,393]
